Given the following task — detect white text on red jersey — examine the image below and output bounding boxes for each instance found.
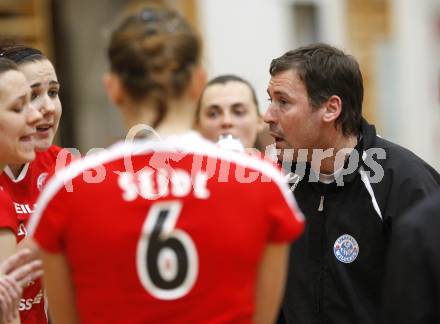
[14,203,36,214]
[118,169,210,201]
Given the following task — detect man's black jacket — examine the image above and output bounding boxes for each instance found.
[279,119,440,324]
[383,189,440,324]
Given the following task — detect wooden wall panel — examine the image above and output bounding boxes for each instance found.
[0,0,54,59]
[346,0,391,125]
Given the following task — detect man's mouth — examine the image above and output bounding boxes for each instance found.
[270,132,284,143]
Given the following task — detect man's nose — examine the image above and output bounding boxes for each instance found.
[263,104,277,124]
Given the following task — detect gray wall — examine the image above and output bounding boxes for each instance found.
[56,0,127,153]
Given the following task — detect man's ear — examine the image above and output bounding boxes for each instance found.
[103,72,125,107]
[188,66,207,101]
[322,95,342,123]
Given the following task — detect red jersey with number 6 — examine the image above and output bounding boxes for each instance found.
[29,132,304,324]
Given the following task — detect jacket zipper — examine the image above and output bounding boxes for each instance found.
[318,194,325,322]
[318,195,325,212]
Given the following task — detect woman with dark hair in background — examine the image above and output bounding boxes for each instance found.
[0,58,43,323]
[0,44,64,324]
[195,74,264,150]
[28,4,304,324]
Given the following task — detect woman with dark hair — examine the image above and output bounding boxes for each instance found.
[195,74,264,149]
[29,5,304,324]
[0,44,64,324]
[0,57,42,324]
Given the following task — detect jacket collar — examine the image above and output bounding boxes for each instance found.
[286,118,376,188]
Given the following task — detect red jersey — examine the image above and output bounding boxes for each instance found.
[0,186,17,235]
[0,145,72,324]
[29,132,304,324]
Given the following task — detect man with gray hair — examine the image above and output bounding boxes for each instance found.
[264,42,440,324]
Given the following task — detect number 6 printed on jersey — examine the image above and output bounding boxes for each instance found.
[136,201,199,300]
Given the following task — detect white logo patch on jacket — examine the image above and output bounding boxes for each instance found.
[333,234,359,263]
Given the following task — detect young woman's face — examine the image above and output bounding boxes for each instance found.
[196,81,262,149]
[0,70,38,165]
[19,59,62,151]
